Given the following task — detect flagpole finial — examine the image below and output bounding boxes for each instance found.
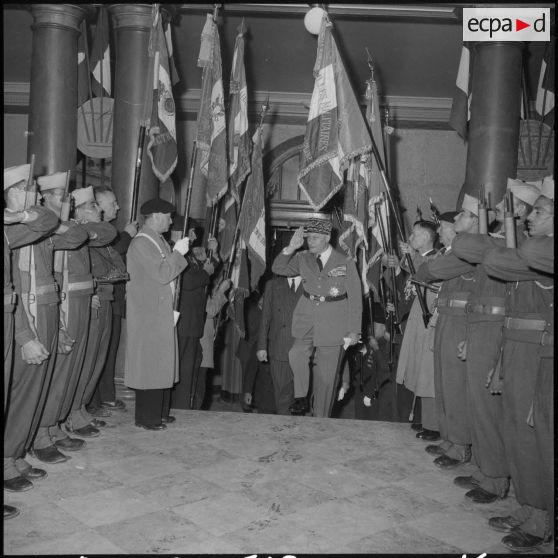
[365,47,374,74]
[238,17,245,35]
[213,4,221,22]
[258,94,270,129]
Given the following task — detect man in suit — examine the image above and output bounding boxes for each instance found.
[272,216,362,418]
[257,274,303,415]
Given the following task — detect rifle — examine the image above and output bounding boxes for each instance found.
[478,184,488,235]
[24,154,36,210]
[504,191,517,248]
[130,125,147,222]
[173,141,198,312]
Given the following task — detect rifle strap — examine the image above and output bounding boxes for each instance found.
[19,247,39,339]
[60,251,69,328]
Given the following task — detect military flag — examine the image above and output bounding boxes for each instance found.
[220,23,252,261]
[227,240,250,338]
[298,14,372,211]
[363,71,389,297]
[237,128,266,291]
[146,10,178,183]
[90,6,111,97]
[164,19,180,87]
[449,43,472,139]
[535,38,555,116]
[339,156,368,260]
[197,13,228,207]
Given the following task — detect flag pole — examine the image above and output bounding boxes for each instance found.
[535,42,552,167]
[521,65,533,167]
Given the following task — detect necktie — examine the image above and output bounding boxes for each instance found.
[317,255,323,271]
[290,278,296,293]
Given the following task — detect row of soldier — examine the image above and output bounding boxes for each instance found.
[4,161,554,553]
[364,177,553,553]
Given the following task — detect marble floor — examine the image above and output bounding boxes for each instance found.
[3,399,554,556]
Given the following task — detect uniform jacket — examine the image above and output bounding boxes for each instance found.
[272,247,362,345]
[89,223,121,302]
[13,218,88,347]
[124,225,187,390]
[257,276,303,362]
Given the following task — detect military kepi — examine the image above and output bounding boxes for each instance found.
[140,198,176,215]
[4,164,31,190]
[306,215,332,235]
[461,193,479,216]
[37,171,67,191]
[438,211,459,223]
[506,178,540,206]
[72,186,95,206]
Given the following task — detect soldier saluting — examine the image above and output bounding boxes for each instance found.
[272,216,362,418]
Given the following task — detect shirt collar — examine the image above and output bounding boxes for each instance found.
[318,245,333,266]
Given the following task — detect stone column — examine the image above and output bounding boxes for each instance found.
[108,4,160,230]
[27,4,89,178]
[460,42,523,207]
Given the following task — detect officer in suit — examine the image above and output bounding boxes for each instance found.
[257,274,303,415]
[272,216,362,418]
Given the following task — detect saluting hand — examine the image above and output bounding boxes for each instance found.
[284,226,304,254]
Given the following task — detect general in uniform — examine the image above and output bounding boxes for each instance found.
[272,217,361,418]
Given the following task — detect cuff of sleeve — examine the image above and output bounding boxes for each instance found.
[15,329,35,347]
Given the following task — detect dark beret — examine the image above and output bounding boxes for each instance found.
[438,211,459,223]
[140,198,176,215]
[306,216,332,234]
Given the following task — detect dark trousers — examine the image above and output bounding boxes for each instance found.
[5,303,58,459]
[171,336,204,410]
[134,388,171,426]
[90,310,121,407]
[269,360,294,415]
[4,311,14,412]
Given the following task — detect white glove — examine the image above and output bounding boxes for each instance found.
[173,237,190,256]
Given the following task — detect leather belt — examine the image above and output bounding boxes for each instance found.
[34,283,59,295]
[503,317,546,331]
[466,304,506,316]
[303,290,347,303]
[4,293,17,305]
[436,298,468,309]
[67,280,95,292]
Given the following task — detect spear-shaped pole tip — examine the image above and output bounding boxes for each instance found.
[213,4,221,21]
[238,17,245,35]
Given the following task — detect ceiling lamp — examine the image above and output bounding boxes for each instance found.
[304,5,326,35]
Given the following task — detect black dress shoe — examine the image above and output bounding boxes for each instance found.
[4,476,33,492]
[161,415,176,423]
[425,444,446,456]
[488,515,522,533]
[90,418,106,428]
[416,429,441,441]
[68,424,100,438]
[4,504,20,520]
[501,529,550,552]
[135,422,167,430]
[32,445,69,464]
[454,475,478,490]
[19,466,47,480]
[433,452,470,469]
[55,436,86,451]
[465,486,499,504]
[101,399,126,410]
[86,405,112,417]
[289,397,309,415]
[410,423,423,431]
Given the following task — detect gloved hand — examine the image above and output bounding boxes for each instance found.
[173,237,190,256]
[21,338,49,364]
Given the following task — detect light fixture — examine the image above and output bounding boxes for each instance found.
[304,5,326,35]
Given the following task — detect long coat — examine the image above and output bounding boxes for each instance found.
[272,247,362,346]
[124,225,187,390]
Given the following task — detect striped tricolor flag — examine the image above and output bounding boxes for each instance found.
[535,38,555,116]
[298,15,372,212]
[90,6,111,97]
[449,44,472,139]
[197,14,228,207]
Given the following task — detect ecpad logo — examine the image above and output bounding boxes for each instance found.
[463,8,550,41]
